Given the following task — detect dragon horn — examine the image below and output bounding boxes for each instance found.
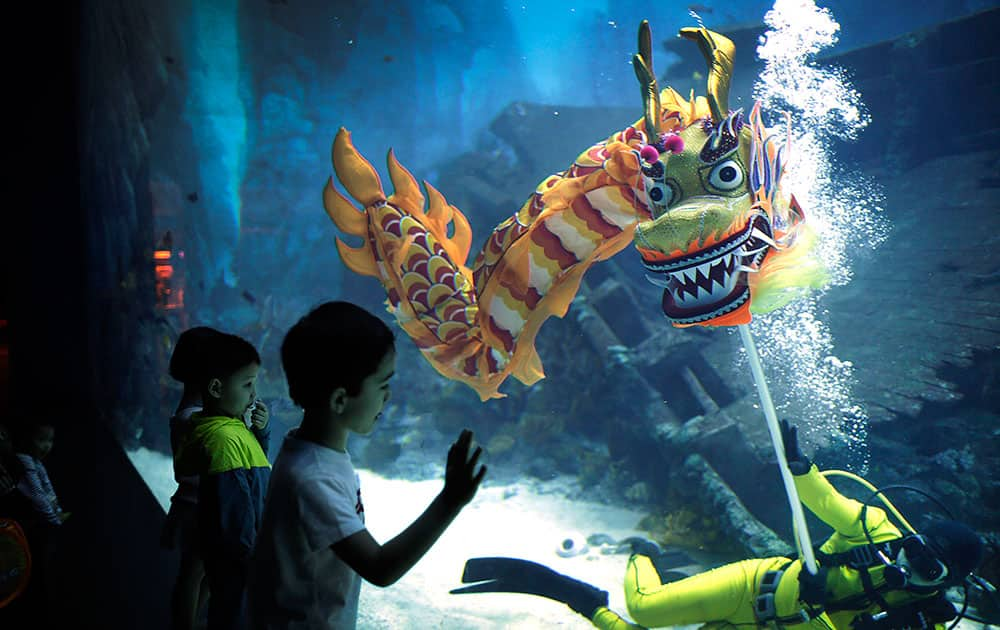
[678,26,735,124]
[333,128,386,208]
[632,20,661,136]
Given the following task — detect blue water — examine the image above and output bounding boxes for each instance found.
[126,1,1000,626]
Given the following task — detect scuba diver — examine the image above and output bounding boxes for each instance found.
[451,421,987,629]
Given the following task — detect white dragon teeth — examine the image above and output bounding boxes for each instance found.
[656,227,773,308]
[750,227,778,248]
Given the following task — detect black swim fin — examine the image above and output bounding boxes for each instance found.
[450,557,609,618]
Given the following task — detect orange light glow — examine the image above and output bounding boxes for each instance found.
[153,246,185,311]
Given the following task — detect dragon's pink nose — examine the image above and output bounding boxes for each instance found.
[663,134,685,154]
[640,145,660,164]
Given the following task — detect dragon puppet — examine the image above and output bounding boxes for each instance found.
[324,22,827,401]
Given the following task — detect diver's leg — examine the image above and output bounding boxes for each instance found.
[624,555,781,627]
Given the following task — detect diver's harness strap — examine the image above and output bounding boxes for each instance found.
[813,539,905,614]
[813,539,901,572]
[802,538,952,624]
[758,539,911,626]
[753,561,818,628]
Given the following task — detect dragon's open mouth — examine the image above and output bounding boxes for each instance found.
[640,214,773,324]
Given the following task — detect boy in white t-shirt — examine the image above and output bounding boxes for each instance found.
[248,301,486,629]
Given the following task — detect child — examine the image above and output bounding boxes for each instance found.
[175,332,271,630]
[6,421,67,620]
[161,325,220,630]
[247,301,486,629]
[13,423,68,529]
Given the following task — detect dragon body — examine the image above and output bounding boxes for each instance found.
[325,23,826,401]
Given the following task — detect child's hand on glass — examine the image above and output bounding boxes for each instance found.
[250,400,269,430]
[442,429,486,508]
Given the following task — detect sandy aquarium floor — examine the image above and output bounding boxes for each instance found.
[127,447,991,629]
[354,473,660,629]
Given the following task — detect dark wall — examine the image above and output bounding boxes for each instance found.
[5,1,94,626]
[3,2,177,628]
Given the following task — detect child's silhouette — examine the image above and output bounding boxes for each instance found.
[175,332,271,630]
[248,301,485,629]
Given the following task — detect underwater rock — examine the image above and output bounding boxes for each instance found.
[486,433,516,456]
[577,450,613,489]
[681,454,793,558]
[930,447,976,474]
[830,7,1000,171]
[516,411,565,447]
[489,101,636,176]
[624,481,652,504]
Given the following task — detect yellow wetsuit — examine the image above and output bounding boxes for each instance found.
[589,465,950,629]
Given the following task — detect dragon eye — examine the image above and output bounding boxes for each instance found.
[708,160,745,191]
[646,182,675,211]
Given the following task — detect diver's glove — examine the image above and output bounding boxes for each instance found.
[779,420,812,475]
[798,566,829,608]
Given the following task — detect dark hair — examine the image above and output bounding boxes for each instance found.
[8,420,54,455]
[200,333,261,386]
[281,301,395,409]
[169,326,224,385]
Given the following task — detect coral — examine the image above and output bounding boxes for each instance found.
[638,507,742,555]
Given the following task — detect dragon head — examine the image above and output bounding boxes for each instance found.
[630,23,826,327]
